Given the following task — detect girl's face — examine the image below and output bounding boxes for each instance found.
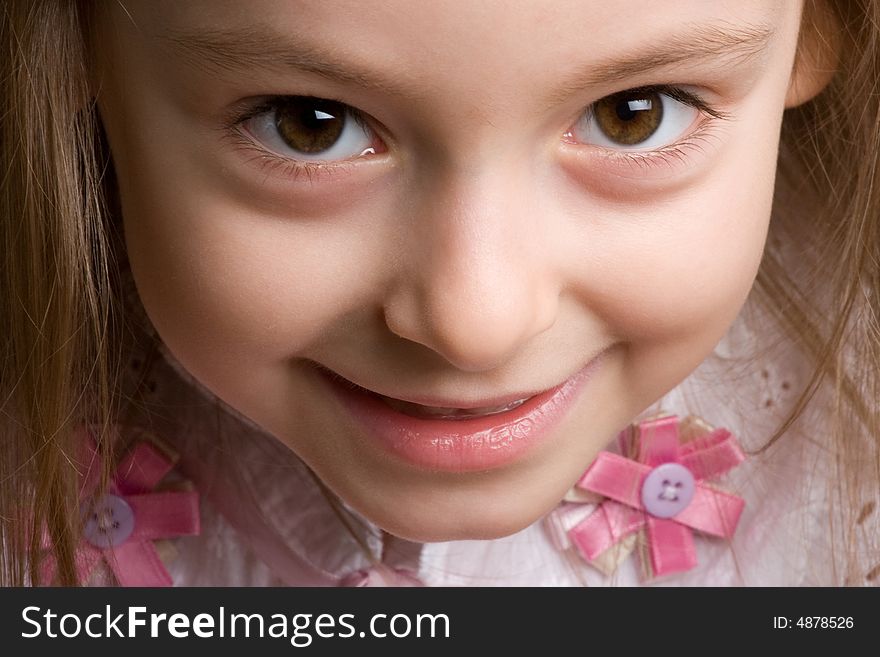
[96,0,814,541]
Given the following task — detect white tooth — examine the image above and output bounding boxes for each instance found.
[379,397,455,416]
[379,395,528,418]
[467,399,527,414]
[414,405,460,416]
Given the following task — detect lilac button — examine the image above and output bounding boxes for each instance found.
[641,462,695,519]
[82,494,135,549]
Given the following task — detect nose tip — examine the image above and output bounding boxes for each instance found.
[380,161,562,373]
[382,268,559,373]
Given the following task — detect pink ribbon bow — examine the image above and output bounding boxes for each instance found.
[42,428,201,586]
[549,415,745,579]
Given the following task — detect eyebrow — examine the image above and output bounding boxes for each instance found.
[161,20,775,105]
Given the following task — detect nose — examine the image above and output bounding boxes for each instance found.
[382,165,560,372]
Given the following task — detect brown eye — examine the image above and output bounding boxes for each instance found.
[566,87,702,152]
[593,90,663,145]
[242,95,377,161]
[274,96,347,154]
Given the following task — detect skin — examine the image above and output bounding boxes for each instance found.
[93,0,833,542]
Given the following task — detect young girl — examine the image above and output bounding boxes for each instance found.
[2,0,878,586]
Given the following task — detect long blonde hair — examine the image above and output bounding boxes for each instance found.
[1,0,878,586]
[758,0,880,582]
[1,0,123,586]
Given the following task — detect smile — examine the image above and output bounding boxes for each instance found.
[311,354,605,472]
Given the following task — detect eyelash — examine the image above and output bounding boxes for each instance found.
[583,84,731,173]
[224,99,372,184]
[224,84,731,183]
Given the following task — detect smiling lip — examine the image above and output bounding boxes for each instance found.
[312,354,604,472]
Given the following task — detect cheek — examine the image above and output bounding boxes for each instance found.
[119,178,388,390]
[578,148,774,396]
[606,191,768,339]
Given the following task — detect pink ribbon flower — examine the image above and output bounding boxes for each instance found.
[42,427,200,586]
[546,414,745,580]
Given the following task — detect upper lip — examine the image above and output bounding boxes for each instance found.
[312,361,584,410]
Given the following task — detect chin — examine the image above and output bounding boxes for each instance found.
[378,516,538,544]
[354,490,555,543]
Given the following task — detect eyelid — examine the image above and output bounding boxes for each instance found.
[564,84,732,152]
[562,83,732,175]
[569,84,731,146]
[627,84,730,121]
[222,95,385,183]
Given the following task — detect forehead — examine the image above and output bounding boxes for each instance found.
[128,0,784,44]
[113,0,788,99]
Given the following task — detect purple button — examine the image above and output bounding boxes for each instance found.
[82,494,135,548]
[641,463,695,519]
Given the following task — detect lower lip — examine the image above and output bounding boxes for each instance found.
[314,355,603,473]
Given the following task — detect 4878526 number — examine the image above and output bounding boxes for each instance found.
[796,617,853,629]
